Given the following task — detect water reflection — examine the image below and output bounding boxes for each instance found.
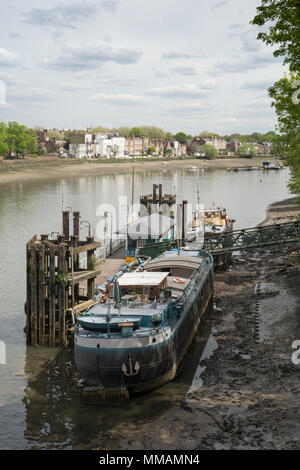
[22,316,213,449]
[0,167,291,449]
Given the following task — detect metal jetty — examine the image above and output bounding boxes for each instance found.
[137,221,300,259]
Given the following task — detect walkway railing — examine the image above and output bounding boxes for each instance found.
[203,221,300,254]
[136,221,300,257]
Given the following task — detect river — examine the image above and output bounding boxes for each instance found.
[0,167,291,449]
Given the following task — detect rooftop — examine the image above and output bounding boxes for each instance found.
[118,271,169,287]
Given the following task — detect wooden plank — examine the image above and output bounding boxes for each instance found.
[38,244,46,346]
[66,267,101,283]
[66,299,96,316]
[30,245,38,346]
[58,244,67,346]
[63,211,70,239]
[25,243,31,345]
[72,242,101,255]
[49,245,56,347]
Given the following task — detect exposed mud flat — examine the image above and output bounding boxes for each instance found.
[88,197,300,450]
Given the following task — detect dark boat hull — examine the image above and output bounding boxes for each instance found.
[75,269,214,392]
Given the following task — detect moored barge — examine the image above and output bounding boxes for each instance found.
[75,249,214,393]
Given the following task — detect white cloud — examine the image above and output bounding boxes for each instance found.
[0,48,20,66]
[58,83,87,92]
[148,83,215,98]
[211,1,228,10]
[8,87,53,104]
[240,79,273,90]
[214,51,276,74]
[162,51,203,60]
[90,93,146,105]
[23,1,120,29]
[41,42,142,71]
[170,65,197,76]
[0,72,19,84]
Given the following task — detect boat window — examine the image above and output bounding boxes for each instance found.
[122,326,134,337]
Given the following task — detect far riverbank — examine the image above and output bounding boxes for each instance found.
[0,156,276,186]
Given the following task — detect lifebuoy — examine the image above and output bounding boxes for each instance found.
[174,278,185,283]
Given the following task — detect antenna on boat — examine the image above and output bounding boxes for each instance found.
[61,179,64,233]
[106,295,111,337]
[131,165,135,207]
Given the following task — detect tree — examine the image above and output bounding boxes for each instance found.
[251,0,300,197]
[148,146,156,155]
[0,122,8,156]
[140,126,165,139]
[113,126,131,137]
[200,144,218,159]
[91,125,111,133]
[239,143,258,157]
[6,122,38,158]
[164,148,173,157]
[251,0,300,73]
[129,127,143,136]
[165,132,174,142]
[268,73,300,193]
[174,132,188,144]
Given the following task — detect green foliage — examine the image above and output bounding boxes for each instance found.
[174,132,188,144]
[251,0,300,72]
[0,122,9,156]
[113,126,131,137]
[128,126,165,139]
[164,148,173,156]
[222,131,278,143]
[129,127,143,136]
[238,143,258,156]
[165,132,174,141]
[91,125,111,133]
[0,121,38,158]
[148,146,156,155]
[252,1,300,197]
[198,130,221,138]
[269,73,300,193]
[47,129,64,140]
[200,144,218,159]
[57,273,67,284]
[140,126,165,139]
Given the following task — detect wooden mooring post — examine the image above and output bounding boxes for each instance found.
[140,184,176,214]
[25,211,101,347]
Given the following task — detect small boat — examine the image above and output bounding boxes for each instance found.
[75,249,214,393]
[186,208,234,241]
[228,167,261,172]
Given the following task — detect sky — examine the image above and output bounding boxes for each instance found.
[0,0,286,135]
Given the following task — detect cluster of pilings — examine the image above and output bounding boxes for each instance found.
[25,211,101,347]
[140,184,176,214]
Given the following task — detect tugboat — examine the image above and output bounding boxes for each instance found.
[74,248,214,393]
[186,207,234,241]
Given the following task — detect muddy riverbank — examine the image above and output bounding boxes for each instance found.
[0,156,272,186]
[87,197,300,450]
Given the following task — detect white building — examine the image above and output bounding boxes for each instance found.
[68,133,125,159]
